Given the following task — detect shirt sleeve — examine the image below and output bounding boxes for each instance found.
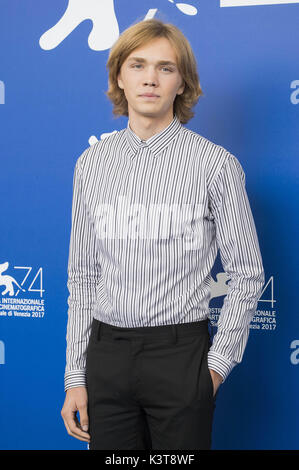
[207,153,265,383]
[64,155,101,392]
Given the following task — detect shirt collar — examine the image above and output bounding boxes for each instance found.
[125,114,182,158]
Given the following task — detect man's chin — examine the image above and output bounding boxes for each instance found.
[130,106,164,119]
[128,102,175,121]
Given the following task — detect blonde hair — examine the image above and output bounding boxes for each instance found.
[105,18,203,124]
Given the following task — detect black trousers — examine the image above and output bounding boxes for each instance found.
[86,317,217,450]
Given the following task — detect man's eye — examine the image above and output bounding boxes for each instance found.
[161,67,173,72]
[131,64,142,69]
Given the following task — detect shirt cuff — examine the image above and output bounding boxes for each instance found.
[64,369,86,392]
[207,350,237,383]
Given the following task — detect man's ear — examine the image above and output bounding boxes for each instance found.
[177,80,185,96]
[117,72,124,90]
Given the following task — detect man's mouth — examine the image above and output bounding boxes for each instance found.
[139,93,160,99]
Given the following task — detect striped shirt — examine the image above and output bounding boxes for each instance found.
[64,114,265,392]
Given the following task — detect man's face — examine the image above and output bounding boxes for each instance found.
[117,37,185,121]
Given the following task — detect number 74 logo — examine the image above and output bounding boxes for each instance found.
[0,262,44,297]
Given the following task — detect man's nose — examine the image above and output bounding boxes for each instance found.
[143,67,158,86]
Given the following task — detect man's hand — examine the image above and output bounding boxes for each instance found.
[209,369,223,397]
[61,386,91,443]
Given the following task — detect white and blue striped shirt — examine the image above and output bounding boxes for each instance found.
[64,114,265,392]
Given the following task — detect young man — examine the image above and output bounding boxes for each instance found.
[61,19,265,450]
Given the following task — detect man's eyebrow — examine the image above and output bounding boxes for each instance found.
[127,57,177,67]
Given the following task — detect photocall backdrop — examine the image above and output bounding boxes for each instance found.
[0,0,298,450]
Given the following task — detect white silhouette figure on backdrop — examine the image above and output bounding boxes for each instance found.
[210,272,230,300]
[39,0,198,51]
[39,0,119,51]
[168,0,197,15]
[0,262,26,296]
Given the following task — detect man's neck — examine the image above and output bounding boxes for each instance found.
[128,112,174,141]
